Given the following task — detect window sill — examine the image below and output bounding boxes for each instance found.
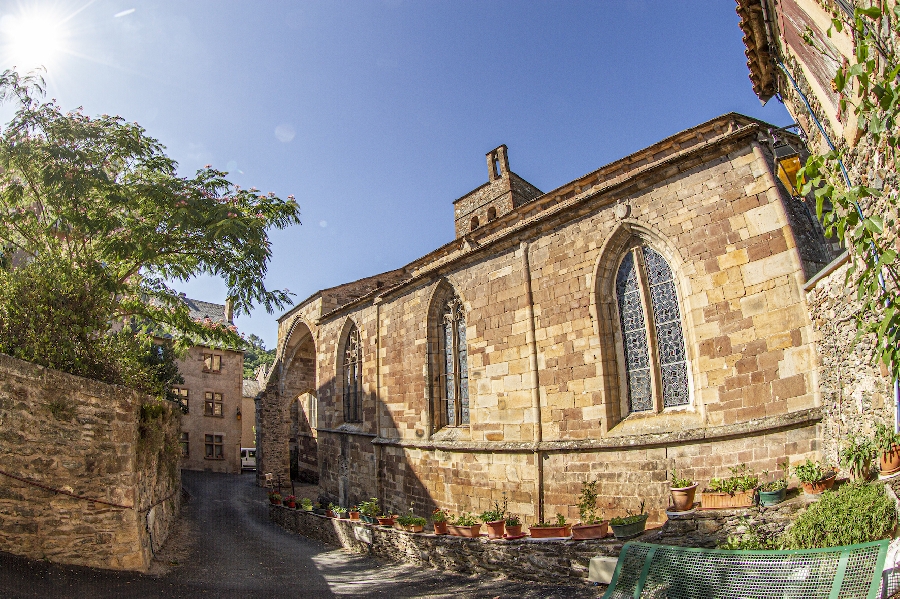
[204,456,225,461]
[430,425,471,443]
[203,414,225,418]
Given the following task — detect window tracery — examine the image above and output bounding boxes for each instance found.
[342,323,362,423]
[436,295,469,428]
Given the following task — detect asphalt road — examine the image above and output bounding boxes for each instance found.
[0,470,601,598]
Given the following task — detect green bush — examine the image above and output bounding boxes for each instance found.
[784,482,896,549]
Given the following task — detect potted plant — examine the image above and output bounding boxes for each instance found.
[571,481,608,539]
[283,494,297,509]
[432,509,449,534]
[840,435,876,481]
[376,513,395,526]
[793,458,836,494]
[480,496,508,540]
[447,512,482,537]
[700,464,759,508]
[528,513,571,539]
[396,510,426,533]
[359,498,380,524]
[326,502,338,518]
[668,470,698,512]
[609,501,649,539]
[268,491,282,505]
[758,461,789,507]
[874,423,900,476]
[333,506,349,519]
[313,502,327,516]
[504,513,522,538]
[349,505,361,520]
[300,498,313,511]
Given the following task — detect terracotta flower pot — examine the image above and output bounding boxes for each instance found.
[504,524,522,537]
[326,510,335,518]
[349,511,360,520]
[670,483,698,512]
[447,524,482,537]
[881,445,900,476]
[377,516,395,526]
[571,521,608,540]
[285,501,296,509]
[433,520,448,534]
[395,523,424,533]
[484,519,505,539]
[269,497,280,505]
[528,525,571,539]
[701,488,756,509]
[801,470,837,495]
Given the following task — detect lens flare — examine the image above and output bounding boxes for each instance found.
[1,9,66,70]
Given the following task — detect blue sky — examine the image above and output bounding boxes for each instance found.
[0,1,791,348]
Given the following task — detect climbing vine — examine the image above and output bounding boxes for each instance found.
[797,4,900,380]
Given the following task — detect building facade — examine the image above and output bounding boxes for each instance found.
[736,0,898,462]
[175,298,244,474]
[258,113,838,523]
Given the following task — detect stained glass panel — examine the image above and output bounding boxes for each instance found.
[343,325,362,422]
[642,247,689,407]
[617,251,652,413]
[457,312,469,424]
[443,316,455,425]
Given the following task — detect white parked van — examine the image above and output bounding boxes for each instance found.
[240,448,256,471]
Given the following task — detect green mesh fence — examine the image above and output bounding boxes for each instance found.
[602,540,889,599]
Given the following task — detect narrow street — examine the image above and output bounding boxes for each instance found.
[0,471,600,598]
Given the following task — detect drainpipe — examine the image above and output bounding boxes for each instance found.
[374,298,383,507]
[521,241,544,523]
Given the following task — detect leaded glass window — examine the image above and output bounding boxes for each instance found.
[342,324,362,423]
[438,296,469,428]
[615,246,689,413]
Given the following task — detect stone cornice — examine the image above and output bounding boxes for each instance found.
[366,408,821,453]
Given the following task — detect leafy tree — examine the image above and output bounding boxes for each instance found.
[243,333,276,379]
[798,6,900,380]
[0,69,300,387]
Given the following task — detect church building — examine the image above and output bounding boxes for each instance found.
[257,112,836,523]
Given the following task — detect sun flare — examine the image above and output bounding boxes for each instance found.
[2,9,67,70]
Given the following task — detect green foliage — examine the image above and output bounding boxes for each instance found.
[797,6,900,383]
[480,495,508,523]
[505,513,520,526]
[706,464,759,495]
[759,460,790,492]
[532,513,569,528]
[840,435,877,479]
[450,511,479,526]
[243,333,275,379]
[783,482,896,549]
[577,480,603,524]
[874,422,900,454]
[358,498,380,518]
[792,458,832,484]
[0,69,301,366]
[300,498,313,510]
[397,511,426,527]
[431,509,448,523]
[670,470,694,490]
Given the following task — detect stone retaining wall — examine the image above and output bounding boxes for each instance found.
[270,504,629,583]
[0,353,181,572]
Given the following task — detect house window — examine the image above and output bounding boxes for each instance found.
[342,324,362,423]
[172,387,189,413]
[180,432,189,457]
[204,392,224,417]
[204,434,224,459]
[437,295,469,428]
[203,353,222,373]
[615,245,689,413]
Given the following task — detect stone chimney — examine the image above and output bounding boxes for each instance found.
[224,298,234,323]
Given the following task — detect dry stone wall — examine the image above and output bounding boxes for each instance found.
[0,353,180,572]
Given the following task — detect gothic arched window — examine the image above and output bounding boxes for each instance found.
[615,246,689,413]
[436,296,469,428]
[342,323,362,423]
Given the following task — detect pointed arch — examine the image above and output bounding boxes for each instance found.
[426,279,470,435]
[592,220,694,429]
[336,317,363,424]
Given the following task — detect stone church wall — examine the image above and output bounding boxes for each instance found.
[0,353,180,572]
[268,115,830,524]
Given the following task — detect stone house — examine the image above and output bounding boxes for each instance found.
[174,298,244,474]
[736,0,898,462]
[258,112,838,523]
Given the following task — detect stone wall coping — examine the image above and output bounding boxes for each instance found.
[311,116,771,324]
[367,407,821,453]
[316,426,377,438]
[803,250,849,292]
